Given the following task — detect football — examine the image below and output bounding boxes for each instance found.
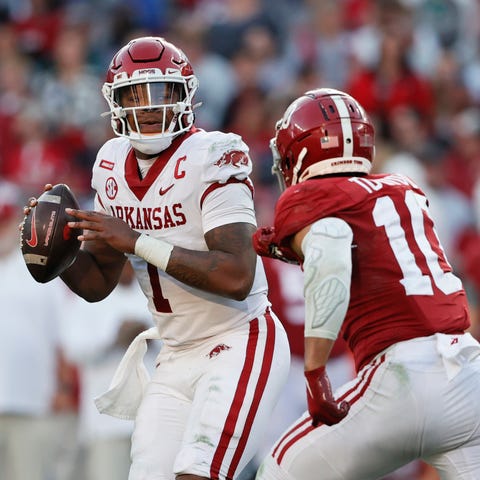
[20,184,82,283]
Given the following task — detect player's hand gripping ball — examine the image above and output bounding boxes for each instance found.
[20,184,82,283]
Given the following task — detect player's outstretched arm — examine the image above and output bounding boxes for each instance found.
[252,226,300,264]
[291,217,353,426]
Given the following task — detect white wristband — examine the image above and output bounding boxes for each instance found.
[134,234,174,271]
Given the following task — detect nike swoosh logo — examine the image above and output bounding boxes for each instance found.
[26,207,38,247]
[159,184,174,195]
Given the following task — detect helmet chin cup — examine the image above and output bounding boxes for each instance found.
[129,135,174,155]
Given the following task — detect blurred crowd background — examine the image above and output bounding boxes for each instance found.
[0,0,479,479]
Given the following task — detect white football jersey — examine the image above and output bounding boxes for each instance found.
[91,130,270,347]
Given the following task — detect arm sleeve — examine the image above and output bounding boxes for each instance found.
[202,182,257,233]
[302,217,353,339]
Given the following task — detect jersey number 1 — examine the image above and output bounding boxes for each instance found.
[148,264,172,313]
[373,191,462,296]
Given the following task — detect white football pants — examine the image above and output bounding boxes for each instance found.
[129,309,290,480]
[256,333,480,480]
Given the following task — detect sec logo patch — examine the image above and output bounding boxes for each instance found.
[105,177,118,199]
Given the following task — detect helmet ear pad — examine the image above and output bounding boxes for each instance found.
[274,88,375,187]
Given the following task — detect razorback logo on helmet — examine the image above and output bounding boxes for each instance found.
[214,150,249,169]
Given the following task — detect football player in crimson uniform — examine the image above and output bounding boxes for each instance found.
[252,88,480,480]
[250,257,354,473]
[25,37,290,480]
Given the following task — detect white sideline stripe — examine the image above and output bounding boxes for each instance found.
[23,253,48,265]
[41,194,62,204]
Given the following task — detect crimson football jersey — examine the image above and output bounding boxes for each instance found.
[274,173,470,371]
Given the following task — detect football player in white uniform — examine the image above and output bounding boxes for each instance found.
[32,36,290,480]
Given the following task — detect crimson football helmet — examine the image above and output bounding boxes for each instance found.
[271,88,375,190]
[102,36,199,154]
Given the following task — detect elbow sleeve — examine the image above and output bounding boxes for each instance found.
[302,217,353,339]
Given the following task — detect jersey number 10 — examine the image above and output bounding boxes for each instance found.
[373,190,462,296]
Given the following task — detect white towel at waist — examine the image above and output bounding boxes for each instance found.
[94,326,161,420]
[436,332,480,381]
